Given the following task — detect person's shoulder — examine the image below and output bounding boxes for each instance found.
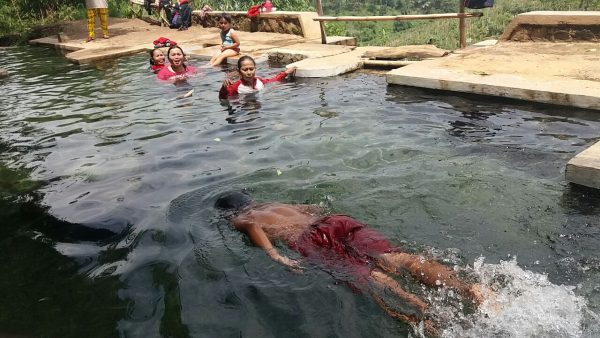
[156,66,173,80]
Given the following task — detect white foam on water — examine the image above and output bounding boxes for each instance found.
[440,257,600,338]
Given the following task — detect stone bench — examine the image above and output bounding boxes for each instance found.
[500,11,600,42]
[197,11,322,39]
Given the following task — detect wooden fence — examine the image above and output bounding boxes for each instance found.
[313,0,483,48]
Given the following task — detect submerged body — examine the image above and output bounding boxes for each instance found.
[219,56,296,99]
[217,192,482,335]
[157,46,197,82]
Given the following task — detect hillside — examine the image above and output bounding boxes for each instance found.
[321,0,600,48]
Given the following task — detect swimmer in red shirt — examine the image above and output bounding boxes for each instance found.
[149,48,166,74]
[156,45,198,82]
[215,191,484,336]
[219,55,296,99]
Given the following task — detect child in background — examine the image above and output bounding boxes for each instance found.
[149,49,166,73]
[209,14,240,66]
[198,4,213,27]
[219,55,296,99]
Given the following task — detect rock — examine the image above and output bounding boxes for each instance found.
[0,68,8,78]
[57,32,70,43]
[575,29,596,41]
[0,34,21,46]
[362,45,449,60]
[553,30,572,41]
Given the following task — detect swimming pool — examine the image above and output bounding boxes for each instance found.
[1,46,599,337]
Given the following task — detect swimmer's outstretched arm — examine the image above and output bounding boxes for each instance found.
[238,222,300,269]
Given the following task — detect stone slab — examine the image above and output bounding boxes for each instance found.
[289,46,389,77]
[187,46,267,64]
[66,45,148,64]
[386,42,600,111]
[471,39,497,47]
[268,43,355,60]
[566,141,600,189]
[306,36,357,46]
[501,11,600,41]
[29,37,84,52]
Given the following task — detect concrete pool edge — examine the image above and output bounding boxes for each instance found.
[385,64,600,111]
[566,141,600,190]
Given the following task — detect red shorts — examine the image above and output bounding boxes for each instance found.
[288,215,396,284]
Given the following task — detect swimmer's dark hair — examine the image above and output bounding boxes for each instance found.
[149,48,162,65]
[214,190,253,216]
[218,13,232,23]
[237,55,255,70]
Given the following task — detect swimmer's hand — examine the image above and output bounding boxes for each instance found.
[222,79,233,88]
[285,66,297,77]
[172,74,188,83]
[266,247,302,272]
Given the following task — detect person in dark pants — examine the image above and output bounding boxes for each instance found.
[177,0,192,30]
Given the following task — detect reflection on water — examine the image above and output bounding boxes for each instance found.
[1,46,600,337]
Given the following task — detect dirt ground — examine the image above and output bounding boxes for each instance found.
[54,17,304,51]
[448,41,600,83]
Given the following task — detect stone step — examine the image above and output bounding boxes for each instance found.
[386,58,600,111]
[288,46,389,77]
[566,141,600,189]
[66,45,148,64]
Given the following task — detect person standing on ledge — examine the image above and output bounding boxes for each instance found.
[85,0,109,42]
[215,190,484,335]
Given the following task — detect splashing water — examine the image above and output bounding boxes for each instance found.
[440,257,600,338]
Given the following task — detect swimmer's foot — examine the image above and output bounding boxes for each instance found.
[468,284,484,306]
[423,319,441,338]
[468,283,498,308]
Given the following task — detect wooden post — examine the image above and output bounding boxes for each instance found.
[459,0,466,49]
[315,0,327,44]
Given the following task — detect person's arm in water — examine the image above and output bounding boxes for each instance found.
[219,79,241,99]
[234,220,300,269]
[261,67,297,84]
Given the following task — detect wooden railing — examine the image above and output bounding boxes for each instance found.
[313,0,483,48]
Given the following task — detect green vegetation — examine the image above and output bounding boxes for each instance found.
[0,0,598,46]
[0,0,132,40]
[321,0,600,49]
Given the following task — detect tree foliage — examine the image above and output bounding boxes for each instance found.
[322,0,600,48]
[1,0,599,45]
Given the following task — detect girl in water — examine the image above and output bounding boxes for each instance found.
[149,49,166,74]
[156,45,198,82]
[209,14,241,66]
[219,55,296,99]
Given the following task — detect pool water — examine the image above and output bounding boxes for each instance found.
[1,46,600,337]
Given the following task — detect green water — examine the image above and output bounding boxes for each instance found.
[1,46,599,337]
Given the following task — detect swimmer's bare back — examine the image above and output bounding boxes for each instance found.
[232,202,323,242]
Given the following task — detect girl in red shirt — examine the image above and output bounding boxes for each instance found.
[156,45,198,82]
[219,55,296,99]
[149,49,166,74]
